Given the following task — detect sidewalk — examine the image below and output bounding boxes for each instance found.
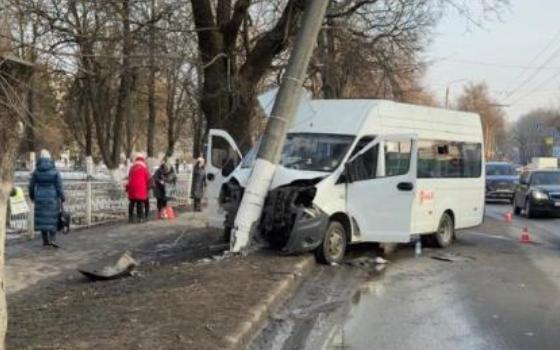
[6,211,209,295]
[6,211,315,350]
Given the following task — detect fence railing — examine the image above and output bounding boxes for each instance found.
[8,172,193,236]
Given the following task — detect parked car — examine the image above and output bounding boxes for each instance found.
[485,162,518,203]
[513,169,560,218]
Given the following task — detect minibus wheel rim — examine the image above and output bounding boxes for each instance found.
[327,227,345,260]
[437,215,453,245]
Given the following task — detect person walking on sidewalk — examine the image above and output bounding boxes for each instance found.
[126,154,151,223]
[29,149,65,248]
[153,161,177,212]
[190,157,206,212]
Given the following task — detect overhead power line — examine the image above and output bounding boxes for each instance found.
[506,28,560,98]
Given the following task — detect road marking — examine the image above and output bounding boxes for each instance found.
[463,230,512,241]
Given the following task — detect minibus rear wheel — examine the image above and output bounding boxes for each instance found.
[315,221,347,265]
[433,212,454,248]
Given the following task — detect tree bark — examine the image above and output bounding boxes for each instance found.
[146,0,157,158]
[190,0,306,148]
[110,0,132,171]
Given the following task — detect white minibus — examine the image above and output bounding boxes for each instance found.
[206,98,484,264]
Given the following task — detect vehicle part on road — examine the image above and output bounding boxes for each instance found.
[346,256,389,269]
[315,221,347,264]
[431,252,475,262]
[520,227,532,244]
[79,252,138,281]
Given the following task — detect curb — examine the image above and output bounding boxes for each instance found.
[223,255,316,350]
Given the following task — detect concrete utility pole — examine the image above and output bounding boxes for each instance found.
[230,0,330,253]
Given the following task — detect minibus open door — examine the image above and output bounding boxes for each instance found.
[345,134,417,243]
[205,129,242,228]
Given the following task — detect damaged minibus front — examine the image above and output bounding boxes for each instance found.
[209,131,355,263]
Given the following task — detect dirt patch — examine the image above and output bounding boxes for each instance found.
[7,247,311,350]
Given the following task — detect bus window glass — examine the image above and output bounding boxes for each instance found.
[417,140,481,178]
[384,140,411,177]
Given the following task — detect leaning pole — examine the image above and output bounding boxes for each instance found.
[230,0,330,253]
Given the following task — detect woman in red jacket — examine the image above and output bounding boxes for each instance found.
[126,155,151,223]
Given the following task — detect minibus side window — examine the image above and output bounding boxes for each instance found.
[347,136,378,182]
[384,140,412,177]
[417,140,481,178]
[212,135,240,169]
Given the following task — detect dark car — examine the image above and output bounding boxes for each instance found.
[513,170,560,218]
[485,162,519,203]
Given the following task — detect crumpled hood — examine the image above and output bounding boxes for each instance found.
[232,165,328,189]
[36,158,55,172]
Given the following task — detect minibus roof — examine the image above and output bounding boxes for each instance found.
[258,89,482,140]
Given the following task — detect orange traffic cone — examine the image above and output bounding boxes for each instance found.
[520,227,532,243]
[504,211,512,223]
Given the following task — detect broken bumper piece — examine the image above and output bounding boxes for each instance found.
[281,206,329,255]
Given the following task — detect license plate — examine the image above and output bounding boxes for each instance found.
[555,202,560,207]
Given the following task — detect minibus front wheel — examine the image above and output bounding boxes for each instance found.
[315,221,347,265]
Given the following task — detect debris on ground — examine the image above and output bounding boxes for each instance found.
[154,234,185,251]
[78,252,138,281]
[196,251,233,265]
[430,252,475,263]
[346,256,390,269]
[375,257,389,264]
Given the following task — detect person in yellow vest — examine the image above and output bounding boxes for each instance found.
[7,186,28,227]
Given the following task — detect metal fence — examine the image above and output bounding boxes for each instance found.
[8,172,193,236]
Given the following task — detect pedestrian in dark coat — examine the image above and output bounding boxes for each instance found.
[190,157,206,212]
[29,150,65,247]
[126,155,150,223]
[153,162,176,212]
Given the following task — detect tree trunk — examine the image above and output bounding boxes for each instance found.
[0,58,31,350]
[84,98,93,157]
[24,85,35,153]
[0,181,9,349]
[146,0,157,158]
[110,0,132,173]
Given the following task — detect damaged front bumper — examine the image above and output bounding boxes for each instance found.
[279,206,328,254]
[221,178,327,255]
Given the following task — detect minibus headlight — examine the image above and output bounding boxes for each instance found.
[532,190,549,200]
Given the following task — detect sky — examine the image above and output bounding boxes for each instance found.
[423,0,560,122]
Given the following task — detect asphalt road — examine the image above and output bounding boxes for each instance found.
[250,203,560,350]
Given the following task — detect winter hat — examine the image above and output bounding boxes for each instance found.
[40,149,51,159]
[134,152,145,161]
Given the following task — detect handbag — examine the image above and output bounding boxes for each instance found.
[57,202,71,234]
[164,183,176,199]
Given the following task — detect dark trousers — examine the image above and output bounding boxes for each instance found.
[144,200,150,219]
[128,200,145,222]
[41,231,56,245]
[157,198,167,212]
[193,198,202,212]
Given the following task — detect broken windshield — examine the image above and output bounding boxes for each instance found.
[280,133,354,172]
